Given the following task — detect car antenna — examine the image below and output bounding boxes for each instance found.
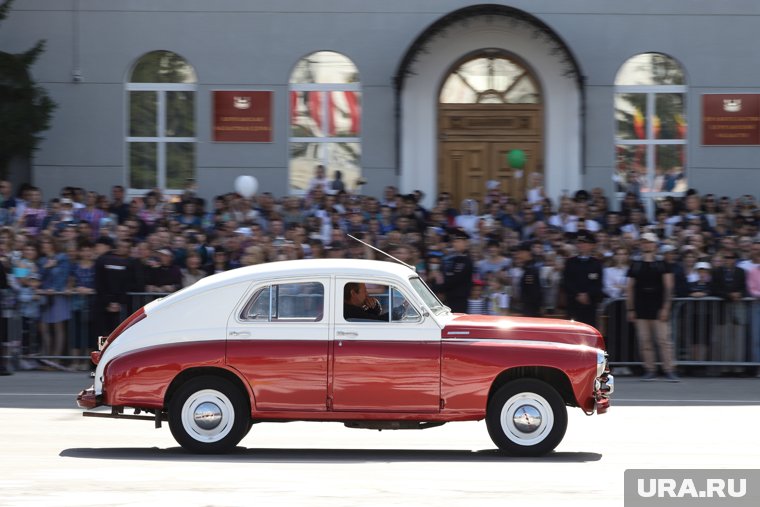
[346,234,416,272]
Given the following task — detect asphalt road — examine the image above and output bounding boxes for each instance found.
[1,373,759,506]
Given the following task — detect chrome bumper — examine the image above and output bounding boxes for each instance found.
[594,373,614,414]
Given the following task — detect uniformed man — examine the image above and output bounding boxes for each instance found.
[432,227,473,313]
[517,242,543,317]
[562,231,603,328]
[95,238,141,337]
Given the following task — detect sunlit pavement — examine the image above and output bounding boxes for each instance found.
[1,372,758,506]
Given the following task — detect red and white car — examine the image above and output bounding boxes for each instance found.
[78,259,613,456]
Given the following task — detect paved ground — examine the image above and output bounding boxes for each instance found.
[1,373,758,506]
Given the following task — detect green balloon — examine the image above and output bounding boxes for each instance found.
[507,149,526,169]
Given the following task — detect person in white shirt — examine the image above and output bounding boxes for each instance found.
[604,247,630,299]
[564,200,600,233]
[454,199,480,237]
[526,172,545,212]
[307,164,331,194]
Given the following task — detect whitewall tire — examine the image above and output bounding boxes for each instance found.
[486,379,567,456]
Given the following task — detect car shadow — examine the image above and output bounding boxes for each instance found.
[60,447,602,463]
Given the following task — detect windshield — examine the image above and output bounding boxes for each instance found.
[409,276,448,315]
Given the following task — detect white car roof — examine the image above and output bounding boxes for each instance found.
[148,259,419,310]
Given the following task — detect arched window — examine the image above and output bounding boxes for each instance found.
[440,52,541,104]
[614,53,687,197]
[289,51,361,193]
[127,50,197,192]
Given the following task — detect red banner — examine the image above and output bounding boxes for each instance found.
[213,91,272,142]
[702,94,760,145]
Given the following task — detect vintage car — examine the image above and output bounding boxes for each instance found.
[77,258,613,456]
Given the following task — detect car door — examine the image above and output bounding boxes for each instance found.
[331,277,441,413]
[227,277,330,411]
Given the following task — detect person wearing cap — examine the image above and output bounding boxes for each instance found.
[516,242,543,317]
[562,231,603,328]
[431,228,473,313]
[688,262,713,297]
[626,232,679,381]
[683,261,714,362]
[711,249,747,372]
[146,248,182,293]
[95,239,140,337]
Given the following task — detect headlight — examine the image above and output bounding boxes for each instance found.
[596,350,607,377]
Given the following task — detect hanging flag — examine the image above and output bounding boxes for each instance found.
[633,109,645,139]
[653,115,661,139]
[308,91,322,134]
[675,113,687,139]
[327,92,336,136]
[344,91,360,135]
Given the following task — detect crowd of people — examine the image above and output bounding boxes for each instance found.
[0,174,758,377]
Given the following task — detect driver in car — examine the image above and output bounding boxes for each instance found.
[344,282,407,321]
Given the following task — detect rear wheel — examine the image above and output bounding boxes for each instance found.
[486,379,567,456]
[168,376,250,453]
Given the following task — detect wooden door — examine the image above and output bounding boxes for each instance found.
[438,104,543,208]
[439,141,540,207]
[438,142,488,207]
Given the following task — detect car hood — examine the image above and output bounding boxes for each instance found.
[441,314,604,349]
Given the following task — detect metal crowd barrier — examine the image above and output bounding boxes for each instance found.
[601,297,760,368]
[2,291,759,372]
[0,291,171,371]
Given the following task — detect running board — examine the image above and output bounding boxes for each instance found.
[83,409,166,428]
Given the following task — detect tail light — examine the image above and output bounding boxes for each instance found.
[90,308,146,365]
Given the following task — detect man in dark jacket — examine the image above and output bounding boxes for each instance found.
[432,228,473,313]
[711,250,747,368]
[562,231,603,328]
[626,232,678,381]
[517,242,543,317]
[94,238,140,337]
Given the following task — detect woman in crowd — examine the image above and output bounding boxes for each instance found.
[181,251,207,288]
[37,236,71,362]
[20,187,47,236]
[69,240,96,369]
[137,191,163,233]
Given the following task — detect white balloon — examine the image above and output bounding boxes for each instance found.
[234,175,258,198]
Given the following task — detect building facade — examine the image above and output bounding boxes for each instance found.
[2,0,759,208]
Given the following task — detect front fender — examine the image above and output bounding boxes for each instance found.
[442,340,599,413]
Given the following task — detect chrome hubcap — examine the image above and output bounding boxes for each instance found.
[500,392,554,446]
[512,405,542,433]
[193,402,223,430]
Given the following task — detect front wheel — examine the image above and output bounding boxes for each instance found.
[168,376,250,453]
[486,379,567,456]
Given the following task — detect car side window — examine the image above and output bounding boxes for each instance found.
[343,281,420,323]
[243,282,324,322]
[391,287,420,322]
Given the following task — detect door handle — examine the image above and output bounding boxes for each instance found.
[337,331,357,337]
[229,331,250,337]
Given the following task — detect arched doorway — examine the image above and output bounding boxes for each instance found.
[438,50,543,207]
[396,5,583,210]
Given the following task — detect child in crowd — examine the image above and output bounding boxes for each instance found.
[485,273,510,316]
[10,243,44,359]
[467,280,488,315]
